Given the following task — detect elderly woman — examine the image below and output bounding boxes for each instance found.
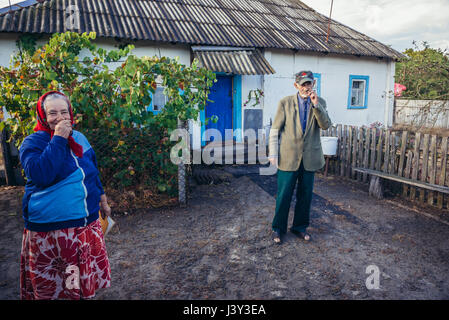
[19,90,111,299]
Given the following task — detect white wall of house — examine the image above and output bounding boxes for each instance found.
[0,33,396,151]
[0,33,19,68]
[263,49,396,129]
[0,33,21,120]
[86,39,191,67]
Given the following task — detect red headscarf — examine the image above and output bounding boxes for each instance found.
[34,91,83,158]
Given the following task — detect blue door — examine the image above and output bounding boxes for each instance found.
[205,75,233,143]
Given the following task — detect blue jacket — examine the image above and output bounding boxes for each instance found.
[20,130,104,232]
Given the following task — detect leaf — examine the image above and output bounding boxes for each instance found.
[120,77,130,90]
[44,70,58,81]
[31,52,41,64]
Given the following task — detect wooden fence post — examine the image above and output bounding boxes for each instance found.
[370,128,376,170]
[398,131,408,177]
[376,128,384,172]
[419,134,430,203]
[389,132,396,174]
[363,127,371,182]
[337,124,342,176]
[346,126,353,178]
[351,126,358,179]
[410,132,422,201]
[341,125,347,177]
[403,150,413,197]
[383,129,390,173]
[331,125,337,175]
[0,129,16,186]
[437,136,448,209]
[428,135,437,206]
[398,131,409,196]
[357,127,364,181]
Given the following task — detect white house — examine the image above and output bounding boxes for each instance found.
[0,0,402,151]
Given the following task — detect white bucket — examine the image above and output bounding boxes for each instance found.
[320,136,338,156]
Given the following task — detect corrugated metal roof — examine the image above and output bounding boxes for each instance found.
[0,0,403,60]
[194,49,275,75]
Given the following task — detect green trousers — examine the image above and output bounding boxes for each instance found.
[272,161,315,234]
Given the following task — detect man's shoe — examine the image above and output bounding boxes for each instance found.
[291,229,311,242]
[272,230,283,245]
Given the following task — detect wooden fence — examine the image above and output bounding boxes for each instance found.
[321,124,449,210]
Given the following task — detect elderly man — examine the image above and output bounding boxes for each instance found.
[268,71,332,244]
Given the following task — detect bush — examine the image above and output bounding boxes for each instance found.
[0,31,216,210]
[396,41,449,100]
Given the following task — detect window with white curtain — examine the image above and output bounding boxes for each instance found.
[348,75,369,109]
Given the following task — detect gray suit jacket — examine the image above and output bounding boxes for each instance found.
[269,94,332,171]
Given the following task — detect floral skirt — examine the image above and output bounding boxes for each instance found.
[20,219,111,300]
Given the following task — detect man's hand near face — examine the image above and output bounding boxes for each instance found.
[309,90,318,106]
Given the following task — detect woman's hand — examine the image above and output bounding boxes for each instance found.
[100,194,111,219]
[54,120,72,139]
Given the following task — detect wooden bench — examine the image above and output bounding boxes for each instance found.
[353,167,449,199]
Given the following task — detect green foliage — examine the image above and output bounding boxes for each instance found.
[16,34,41,55]
[396,41,449,100]
[87,126,177,195]
[0,31,216,202]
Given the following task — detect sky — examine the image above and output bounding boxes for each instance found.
[0,0,31,9]
[1,0,449,53]
[301,0,449,53]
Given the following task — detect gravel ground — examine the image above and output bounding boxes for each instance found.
[1,165,449,300]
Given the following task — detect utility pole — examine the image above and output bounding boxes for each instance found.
[0,129,16,186]
[326,0,334,43]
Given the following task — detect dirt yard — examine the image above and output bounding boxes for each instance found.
[1,165,449,300]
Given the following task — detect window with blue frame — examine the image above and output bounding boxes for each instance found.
[348,75,369,109]
[147,86,185,114]
[147,86,166,115]
[313,73,321,96]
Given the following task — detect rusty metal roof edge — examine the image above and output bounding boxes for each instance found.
[288,47,402,61]
[193,49,275,75]
[191,46,255,51]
